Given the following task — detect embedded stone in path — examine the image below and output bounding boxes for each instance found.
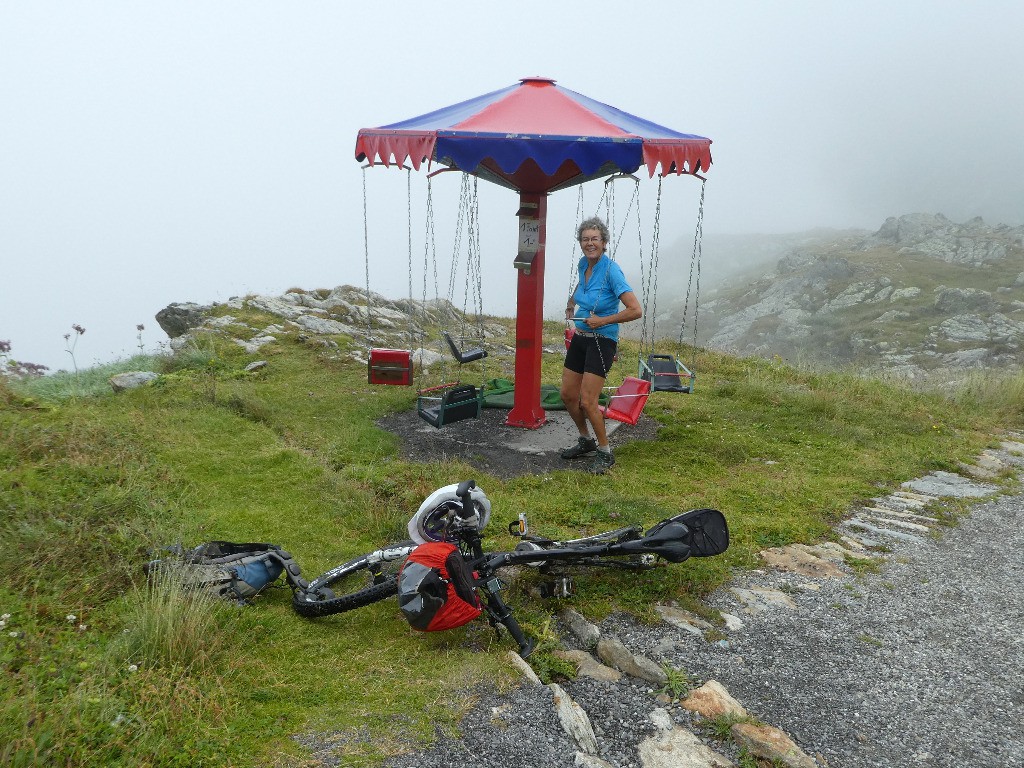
[729,586,798,613]
[758,544,847,578]
[574,752,615,768]
[596,636,668,684]
[637,724,734,768]
[902,470,997,498]
[656,605,715,636]
[681,680,748,719]
[506,650,542,685]
[731,722,817,768]
[844,518,924,543]
[553,650,622,683]
[549,683,599,755]
[561,607,601,649]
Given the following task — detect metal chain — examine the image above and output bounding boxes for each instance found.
[605,182,616,259]
[468,178,489,383]
[677,179,706,360]
[447,175,469,306]
[362,166,373,345]
[407,168,415,352]
[639,177,663,360]
[421,177,436,378]
[461,177,483,343]
[567,185,584,308]
[614,179,640,262]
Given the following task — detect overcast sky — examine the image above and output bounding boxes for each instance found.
[2,1,1022,372]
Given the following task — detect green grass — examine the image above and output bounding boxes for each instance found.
[1,314,1021,766]
[7,354,170,402]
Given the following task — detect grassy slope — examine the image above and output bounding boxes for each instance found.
[1,318,1018,766]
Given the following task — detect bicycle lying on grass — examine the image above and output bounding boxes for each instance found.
[292,480,729,656]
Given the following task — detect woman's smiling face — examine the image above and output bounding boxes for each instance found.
[579,228,605,260]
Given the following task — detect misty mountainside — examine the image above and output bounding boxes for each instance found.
[655,213,1024,379]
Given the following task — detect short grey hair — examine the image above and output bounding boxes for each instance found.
[577,217,609,244]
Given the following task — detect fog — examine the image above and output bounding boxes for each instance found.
[2,1,1022,372]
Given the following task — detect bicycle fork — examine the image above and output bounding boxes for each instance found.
[479,577,536,658]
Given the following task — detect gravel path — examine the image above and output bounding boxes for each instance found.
[382,487,1023,768]
[371,411,1023,767]
[659,488,1024,767]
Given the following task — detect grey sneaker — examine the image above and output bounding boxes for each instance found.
[588,450,616,474]
[560,436,598,459]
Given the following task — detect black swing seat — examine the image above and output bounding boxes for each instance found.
[640,354,694,393]
[417,384,482,428]
[442,331,487,365]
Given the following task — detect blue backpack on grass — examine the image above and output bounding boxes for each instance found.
[144,541,308,603]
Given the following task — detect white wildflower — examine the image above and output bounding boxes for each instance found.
[66,614,77,622]
[8,631,17,637]
[127,664,138,673]
[78,624,88,632]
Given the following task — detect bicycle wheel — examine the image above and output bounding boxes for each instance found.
[293,544,411,618]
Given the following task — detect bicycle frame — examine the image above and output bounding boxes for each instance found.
[295,479,729,659]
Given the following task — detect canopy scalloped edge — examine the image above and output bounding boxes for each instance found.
[355,131,711,179]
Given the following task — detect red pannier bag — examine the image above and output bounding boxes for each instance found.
[398,542,482,632]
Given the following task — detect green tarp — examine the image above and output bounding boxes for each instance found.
[480,378,609,410]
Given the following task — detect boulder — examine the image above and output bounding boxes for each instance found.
[637,725,734,768]
[681,680,748,719]
[731,722,817,768]
[109,371,159,393]
[155,303,210,338]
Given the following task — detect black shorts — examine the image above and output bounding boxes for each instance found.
[563,333,617,378]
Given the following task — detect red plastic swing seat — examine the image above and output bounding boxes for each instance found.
[599,376,651,426]
[368,348,413,386]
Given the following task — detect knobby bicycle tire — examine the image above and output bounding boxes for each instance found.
[292,578,398,618]
[292,546,409,618]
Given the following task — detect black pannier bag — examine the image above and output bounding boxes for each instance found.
[398,542,482,631]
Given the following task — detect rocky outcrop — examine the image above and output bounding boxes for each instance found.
[861,212,1022,265]
[155,285,508,363]
[682,214,1024,378]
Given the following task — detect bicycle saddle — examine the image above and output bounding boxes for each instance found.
[614,521,691,563]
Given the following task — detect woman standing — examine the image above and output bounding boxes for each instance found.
[560,217,642,474]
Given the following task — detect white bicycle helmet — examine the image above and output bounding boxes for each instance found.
[407,484,492,544]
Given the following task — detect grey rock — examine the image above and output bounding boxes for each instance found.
[109,371,159,392]
[901,470,998,498]
[573,753,615,768]
[155,302,210,338]
[246,295,308,320]
[561,607,602,648]
[549,683,599,755]
[933,287,995,313]
[553,650,622,682]
[637,726,734,768]
[596,636,668,684]
[293,315,352,335]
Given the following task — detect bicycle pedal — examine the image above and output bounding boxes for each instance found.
[539,577,575,599]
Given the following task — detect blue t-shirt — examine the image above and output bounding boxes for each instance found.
[572,254,633,342]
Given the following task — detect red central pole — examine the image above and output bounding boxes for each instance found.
[505,192,548,429]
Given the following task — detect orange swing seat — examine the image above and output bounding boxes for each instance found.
[598,376,651,426]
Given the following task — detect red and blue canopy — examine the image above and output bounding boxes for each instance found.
[355,77,712,194]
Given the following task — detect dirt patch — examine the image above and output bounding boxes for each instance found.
[376,407,660,480]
